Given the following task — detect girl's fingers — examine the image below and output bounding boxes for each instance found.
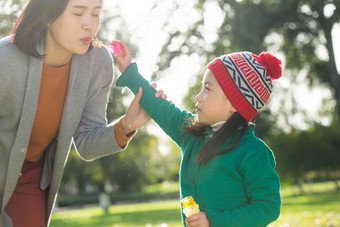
[151,83,157,90]
[155,89,163,98]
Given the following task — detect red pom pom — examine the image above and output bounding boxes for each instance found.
[254,51,282,81]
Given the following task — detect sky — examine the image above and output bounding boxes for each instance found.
[102,0,224,106]
[102,0,340,138]
[102,0,340,103]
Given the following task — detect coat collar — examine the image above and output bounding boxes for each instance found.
[210,121,226,131]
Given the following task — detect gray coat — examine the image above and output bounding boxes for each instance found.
[0,36,124,226]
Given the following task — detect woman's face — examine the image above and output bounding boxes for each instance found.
[195,69,237,125]
[46,0,102,58]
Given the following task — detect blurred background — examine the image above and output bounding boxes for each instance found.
[1,0,339,226]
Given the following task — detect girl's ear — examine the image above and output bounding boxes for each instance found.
[230,106,237,113]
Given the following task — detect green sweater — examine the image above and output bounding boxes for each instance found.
[116,63,281,227]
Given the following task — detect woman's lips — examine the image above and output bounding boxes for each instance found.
[81,37,92,45]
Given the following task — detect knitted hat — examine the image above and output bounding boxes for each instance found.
[206,51,282,122]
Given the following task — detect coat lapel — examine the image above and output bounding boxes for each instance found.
[2,55,43,211]
[46,53,92,217]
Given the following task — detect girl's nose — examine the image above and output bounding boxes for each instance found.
[195,90,202,102]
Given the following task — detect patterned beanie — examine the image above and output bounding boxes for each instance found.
[206,51,282,122]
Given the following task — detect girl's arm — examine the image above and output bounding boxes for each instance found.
[205,148,281,226]
[116,63,193,146]
[114,41,193,146]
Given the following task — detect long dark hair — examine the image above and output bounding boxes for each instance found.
[9,0,70,58]
[183,113,250,165]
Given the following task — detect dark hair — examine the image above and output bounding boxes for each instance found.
[183,113,250,165]
[9,0,70,58]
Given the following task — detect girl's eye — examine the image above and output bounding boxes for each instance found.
[204,86,210,91]
[73,13,82,16]
[92,14,99,17]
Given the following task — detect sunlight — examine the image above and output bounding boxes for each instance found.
[332,23,340,74]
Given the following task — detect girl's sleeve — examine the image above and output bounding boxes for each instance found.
[116,63,193,147]
[205,148,281,226]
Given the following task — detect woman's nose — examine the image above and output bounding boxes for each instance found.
[82,17,95,31]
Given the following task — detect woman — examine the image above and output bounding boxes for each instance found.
[0,0,164,226]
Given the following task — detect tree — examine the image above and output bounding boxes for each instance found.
[268,118,340,191]
[154,0,340,188]
[271,0,340,129]
[155,0,340,131]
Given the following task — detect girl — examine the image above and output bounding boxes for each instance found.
[0,0,165,226]
[114,42,282,226]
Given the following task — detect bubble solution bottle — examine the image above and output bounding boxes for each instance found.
[181,196,200,217]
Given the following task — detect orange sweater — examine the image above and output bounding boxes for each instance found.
[26,62,133,162]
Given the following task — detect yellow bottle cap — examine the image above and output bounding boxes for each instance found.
[181,196,196,208]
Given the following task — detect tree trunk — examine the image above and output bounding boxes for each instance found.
[321,19,340,133]
[330,171,340,191]
[297,177,305,195]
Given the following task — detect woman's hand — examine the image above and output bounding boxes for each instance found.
[122,85,168,135]
[121,87,149,135]
[186,212,210,227]
[113,41,132,73]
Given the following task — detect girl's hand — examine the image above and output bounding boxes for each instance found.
[151,83,169,101]
[185,212,210,227]
[112,41,131,73]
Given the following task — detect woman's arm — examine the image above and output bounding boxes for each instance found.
[73,48,151,160]
[73,58,124,160]
[73,47,169,160]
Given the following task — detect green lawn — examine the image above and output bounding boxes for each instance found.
[51,200,181,227]
[51,182,340,227]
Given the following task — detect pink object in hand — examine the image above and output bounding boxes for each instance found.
[109,41,121,54]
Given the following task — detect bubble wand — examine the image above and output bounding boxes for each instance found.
[92,38,124,92]
[92,38,121,55]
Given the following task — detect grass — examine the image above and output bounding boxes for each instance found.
[51,182,340,227]
[51,200,181,227]
[57,182,180,207]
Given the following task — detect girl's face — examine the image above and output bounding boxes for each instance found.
[46,0,102,60]
[195,69,237,125]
